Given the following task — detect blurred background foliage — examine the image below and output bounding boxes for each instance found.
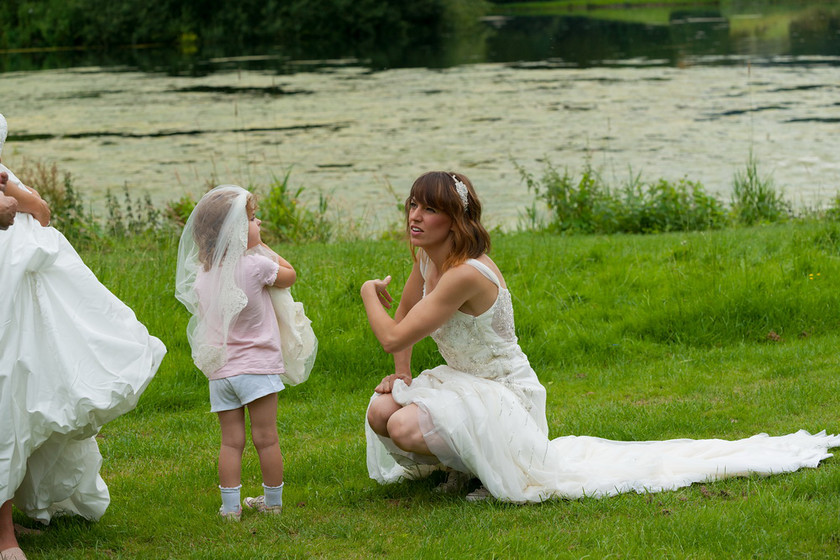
[0,0,489,57]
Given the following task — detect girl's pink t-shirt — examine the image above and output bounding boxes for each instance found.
[197,253,284,380]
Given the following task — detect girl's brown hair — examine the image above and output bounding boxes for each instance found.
[405,171,490,270]
[192,189,256,270]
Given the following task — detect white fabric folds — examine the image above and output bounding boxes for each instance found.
[267,286,317,385]
[252,244,317,385]
[1,214,165,522]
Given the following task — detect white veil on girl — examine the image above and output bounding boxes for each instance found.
[175,185,251,376]
[0,112,7,156]
[0,113,25,187]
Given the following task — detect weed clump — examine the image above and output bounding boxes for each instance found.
[516,160,727,235]
[517,153,800,235]
[730,152,791,226]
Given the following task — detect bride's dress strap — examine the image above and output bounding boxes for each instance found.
[419,253,500,288]
[418,250,429,280]
[465,259,500,288]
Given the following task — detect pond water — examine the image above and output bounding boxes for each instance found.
[0,2,838,232]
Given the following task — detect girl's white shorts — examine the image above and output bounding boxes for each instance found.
[209,374,285,412]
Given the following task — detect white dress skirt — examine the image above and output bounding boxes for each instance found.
[366,259,840,503]
[0,213,165,522]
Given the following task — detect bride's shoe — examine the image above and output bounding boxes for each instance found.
[465,485,492,502]
[0,547,27,560]
[13,525,41,536]
[433,470,472,494]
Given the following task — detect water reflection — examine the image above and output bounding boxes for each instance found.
[1,3,838,73]
[484,4,840,68]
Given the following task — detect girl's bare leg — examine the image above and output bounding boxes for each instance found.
[217,408,246,487]
[247,393,283,487]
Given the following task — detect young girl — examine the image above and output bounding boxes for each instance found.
[175,185,295,520]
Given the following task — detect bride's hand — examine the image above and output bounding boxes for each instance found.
[374,372,412,393]
[362,275,393,309]
[31,198,51,227]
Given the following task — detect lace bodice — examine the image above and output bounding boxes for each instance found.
[424,258,525,380]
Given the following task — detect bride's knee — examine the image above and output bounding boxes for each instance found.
[385,410,420,449]
[367,396,396,436]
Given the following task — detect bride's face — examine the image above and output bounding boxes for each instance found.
[407,198,452,248]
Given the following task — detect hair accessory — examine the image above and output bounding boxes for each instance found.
[452,175,469,211]
[0,113,8,157]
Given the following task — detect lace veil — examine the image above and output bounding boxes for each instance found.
[175,185,251,376]
[0,114,28,189]
[0,113,7,157]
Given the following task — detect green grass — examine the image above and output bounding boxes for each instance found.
[14,222,840,559]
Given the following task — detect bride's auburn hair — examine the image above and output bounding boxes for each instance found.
[405,171,491,270]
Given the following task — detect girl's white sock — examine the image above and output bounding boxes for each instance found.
[219,485,242,513]
[263,482,284,507]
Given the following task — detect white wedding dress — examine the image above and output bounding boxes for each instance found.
[366,259,840,503]
[0,212,166,523]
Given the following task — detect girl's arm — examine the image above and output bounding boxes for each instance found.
[272,253,296,288]
[259,242,296,288]
[361,263,483,355]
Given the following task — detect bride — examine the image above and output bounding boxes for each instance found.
[360,170,839,503]
[0,114,165,559]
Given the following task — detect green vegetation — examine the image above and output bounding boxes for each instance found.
[258,171,333,244]
[491,0,840,34]
[517,161,728,234]
[25,151,837,245]
[515,153,812,235]
[12,218,840,558]
[730,152,791,226]
[0,0,488,53]
[492,0,719,17]
[15,159,333,246]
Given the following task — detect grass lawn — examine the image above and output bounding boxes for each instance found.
[13,222,840,559]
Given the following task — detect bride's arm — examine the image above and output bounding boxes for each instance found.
[2,174,50,226]
[391,263,423,374]
[372,263,424,392]
[361,264,482,355]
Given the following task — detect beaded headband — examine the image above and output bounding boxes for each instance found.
[452,175,468,211]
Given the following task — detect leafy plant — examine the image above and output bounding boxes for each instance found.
[516,160,727,235]
[730,152,791,226]
[104,187,163,238]
[12,158,99,244]
[617,177,727,233]
[258,170,332,244]
[164,194,198,228]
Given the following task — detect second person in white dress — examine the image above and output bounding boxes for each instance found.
[361,170,840,503]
